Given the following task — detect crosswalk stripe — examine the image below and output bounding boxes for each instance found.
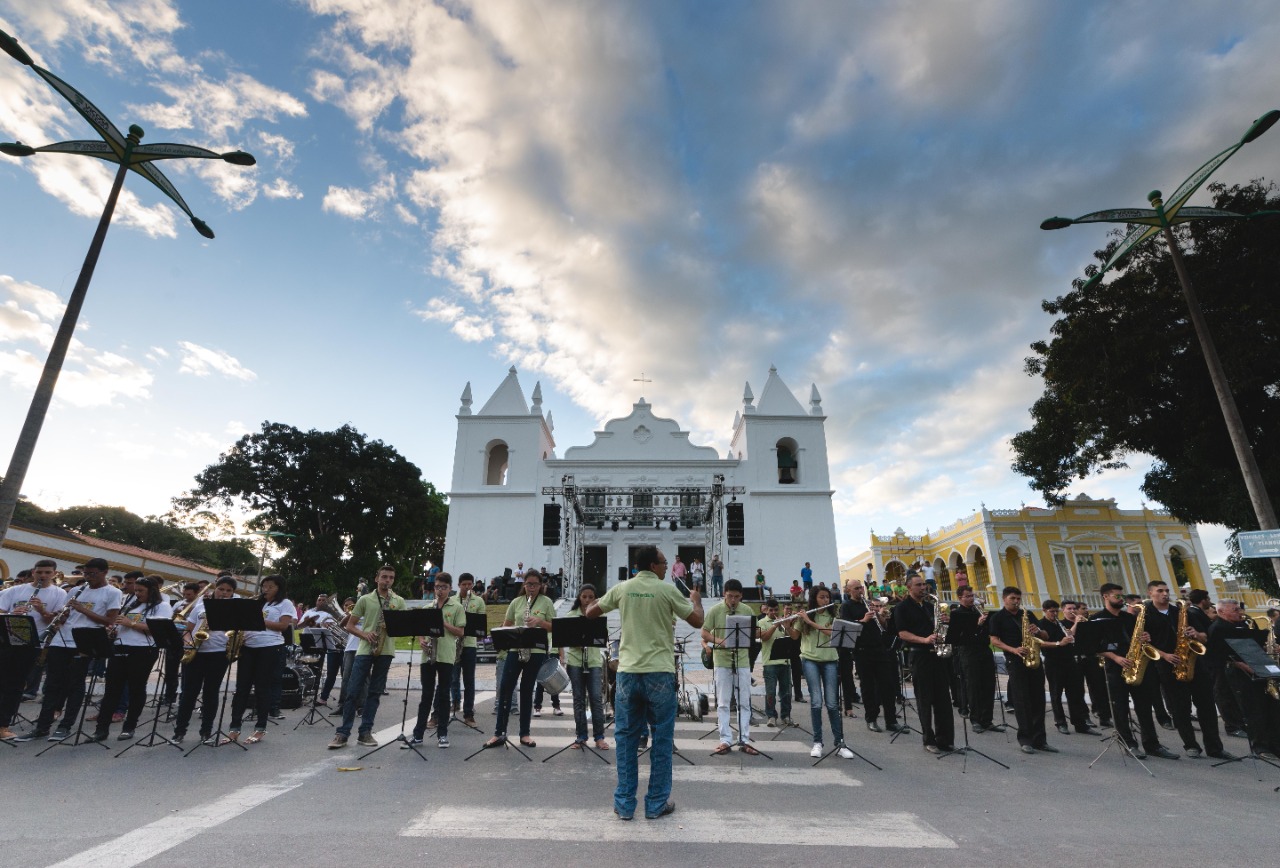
[403,806,955,847]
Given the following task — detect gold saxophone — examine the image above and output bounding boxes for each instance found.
[1122,604,1161,686]
[367,590,388,654]
[1020,608,1043,669]
[226,629,246,661]
[182,614,210,664]
[518,593,535,663]
[1172,602,1206,682]
[424,598,439,665]
[1264,602,1279,700]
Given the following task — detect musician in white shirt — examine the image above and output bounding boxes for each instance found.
[173,577,235,745]
[93,576,173,741]
[0,562,67,739]
[227,574,295,745]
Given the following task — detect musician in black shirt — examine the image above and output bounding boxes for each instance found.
[1092,583,1176,760]
[1038,600,1098,735]
[892,575,954,753]
[1208,600,1280,760]
[841,582,904,734]
[1189,589,1245,737]
[987,587,1055,754]
[948,585,1001,734]
[1143,580,1226,758]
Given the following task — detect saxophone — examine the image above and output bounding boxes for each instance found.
[454,591,470,662]
[518,593,534,663]
[927,594,953,658]
[423,598,438,665]
[367,590,388,655]
[1263,614,1279,700]
[1172,602,1206,682]
[1020,608,1043,669]
[1122,604,1161,686]
[226,629,246,661]
[183,614,210,664]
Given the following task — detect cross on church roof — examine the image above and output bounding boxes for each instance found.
[633,372,652,385]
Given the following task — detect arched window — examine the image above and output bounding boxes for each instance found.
[485,440,509,485]
[776,437,799,484]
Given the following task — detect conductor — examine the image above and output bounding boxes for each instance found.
[586,546,703,821]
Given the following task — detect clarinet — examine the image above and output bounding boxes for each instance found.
[38,584,88,664]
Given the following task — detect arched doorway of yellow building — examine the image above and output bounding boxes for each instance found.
[1003,545,1027,593]
[883,559,907,587]
[933,557,950,593]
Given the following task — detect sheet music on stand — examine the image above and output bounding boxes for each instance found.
[0,613,39,647]
[827,619,861,650]
[1225,637,1280,679]
[724,615,754,649]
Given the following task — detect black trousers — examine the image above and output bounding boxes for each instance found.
[1185,658,1224,755]
[96,647,159,735]
[1005,656,1047,747]
[838,648,858,710]
[163,645,183,704]
[954,646,996,728]
[413,661,455,738]
[174,652,230,738]
[1081,654,1111,723]
[910,651,954,748]
[854,650,898,726]
[1225,666,1280,755]
[789,651,804,701]
[230,645,285,731]
[35,646,91,732]
[320,650,342,701]
[1212,665,1244,732]
[1155,660,1204,752]
[0,646,38,727]
[1104,662,1160,751]
[1044,655,1091,730]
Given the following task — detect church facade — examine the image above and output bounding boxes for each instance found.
[443,367,839,593]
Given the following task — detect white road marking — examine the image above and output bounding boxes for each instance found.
[403,806,955,847]
[667,766,859,786]
[45,693,496,868]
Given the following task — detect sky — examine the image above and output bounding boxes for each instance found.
[2,0,1278,572]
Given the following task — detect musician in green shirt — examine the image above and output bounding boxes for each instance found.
[485,570,555,749]
[564,585,609,749]
[450,573,487,726]
[411,573,467,747]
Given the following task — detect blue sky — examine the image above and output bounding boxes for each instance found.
[3,0,1279,570]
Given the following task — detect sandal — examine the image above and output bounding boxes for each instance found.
[712,743,732,755]
[218,730,240,746]
[484,737,503,749]
[245,730,266,745]
[570,741,584,750]
[520,737,537,748]
[741,744,761,756]
[595,739,611,751]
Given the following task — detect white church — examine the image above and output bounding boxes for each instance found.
[443,366,839,595]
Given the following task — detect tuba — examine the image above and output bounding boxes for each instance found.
[1020,608,1043,669]
[1172,602,1206,682]
[1122,603,1161,686]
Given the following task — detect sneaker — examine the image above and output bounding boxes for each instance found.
[268,711,285,721]
[1055,723,1069,735]
[925,744,942,754]
[356,732,378,747]
[15,729,50,742]
[48,728,70,742]
[645,801,676,820]
[614,807,633,822]
[438,736,450,749]
[809,743,823,758]
[21,693,37,702]
[553,708,564,716]
[533,709,542,717]
[117,731,134,741]
[407,735,424,746]
[172,732,186,745]
[1185,747,1203,758]
[866,721,882,733]
[838,744,855,760]
[328,735,348,749]
[202,735,218,746]
[765,717,777,728]
[783,717,796,727]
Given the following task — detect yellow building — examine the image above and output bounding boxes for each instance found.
[840,495,1214,612]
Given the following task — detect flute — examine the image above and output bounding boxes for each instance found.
[772,601,838,626]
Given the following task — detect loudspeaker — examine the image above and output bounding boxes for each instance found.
[726,502,744,546]
[740,586,763,602]
[543,503,561,545]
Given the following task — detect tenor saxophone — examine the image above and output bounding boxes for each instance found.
[183,614,210,664]
[1172,602,1206,682]
[1020,608,1043,669]
[1122,604,1161,686]
[927,594,953,658]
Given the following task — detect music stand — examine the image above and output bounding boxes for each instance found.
[466,626,544,762]
[0,614,39,744]
[889,645,924,744]
[295,629,336,730]
[1213,637,1280,776]
[116,619,184,756]
[715,614,771,759]
[936,611,1007,771]
[812,620,879,770]
[184,598,263,756]
[37,627,113,755]
[543,616,611,765]
[1079,619,1153,777]
[362,607,434,761]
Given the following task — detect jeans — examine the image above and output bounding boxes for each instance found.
[413,661,454,738]
[451,646,477,716]
[711,575,723,596]
[174,652,229,738]
[714,665,752,744]
[338,649,369,708]
[762,664,791,720]
[567,664,605,742]
[614,671,676,818]
[230,645,284,731]
[802,658,843,746]
[337,653,393,737]
[495,653,545,738]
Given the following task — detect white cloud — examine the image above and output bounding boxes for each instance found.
[262,177,304,200]
[322,175,395,220]
[176,341,257,381]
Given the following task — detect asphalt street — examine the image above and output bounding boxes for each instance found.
[3,615,1278,866]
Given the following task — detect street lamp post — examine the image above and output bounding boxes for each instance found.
[250,531,296,581]
[1042,109,1280,584]
[0,30,256,545]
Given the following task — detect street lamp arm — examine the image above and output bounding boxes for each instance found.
[131,143,256,165]
[26,63,129,156]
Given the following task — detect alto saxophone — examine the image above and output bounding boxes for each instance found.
[367,591,388,654]
[183,614,210,664]
[1122,604,1161,686]
[423,598,438,665]
[1020,608,1043,669]
[1264,619,1279,701]
[1172,602,1206,682]
[518,594,534,663]
[927,594,953,658]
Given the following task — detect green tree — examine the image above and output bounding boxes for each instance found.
[1012,180,1280,595]
[174,422,449,601]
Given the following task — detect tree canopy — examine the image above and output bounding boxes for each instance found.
[1011,180,1280,593]
[13,502,257,572]
[174,422,448,600]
